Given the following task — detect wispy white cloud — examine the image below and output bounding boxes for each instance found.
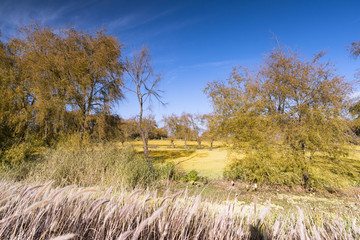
[182,60,235,69]
[107,7,180,32]
[145,17,203,39]
[0,0,94,38]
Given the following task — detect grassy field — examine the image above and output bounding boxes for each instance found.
[126,140,360,186]
[125,140,231,178]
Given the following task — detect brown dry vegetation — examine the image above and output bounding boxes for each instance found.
[0,180,359,239]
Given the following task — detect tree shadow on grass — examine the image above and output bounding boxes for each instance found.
[149,150,195,163]
[250,222,268,240]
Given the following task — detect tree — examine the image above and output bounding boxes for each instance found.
[348,38,360,136]
[163,114,179,148]
[0,32,15,152]
[0,24,125,163]
[179,113,193,149]
[61,27,124,145]
[150,126,168,140]
[120,119,140,145]
[202,113,219,150]
[205,44,352,186]
[90,113,124,142]
[163,113,194,149]
[189,113,205,149]
[348,40,360,58]
[125,46,163,163]
[5,24,124,146]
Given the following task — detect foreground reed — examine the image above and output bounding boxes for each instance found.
[0,180,359,239]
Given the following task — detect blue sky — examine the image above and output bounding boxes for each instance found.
[1,0,360,123]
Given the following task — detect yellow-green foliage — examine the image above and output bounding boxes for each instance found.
[0,24,124,155]
[206,44,353,189]
[224,147,305,186]
[225,147,360,188]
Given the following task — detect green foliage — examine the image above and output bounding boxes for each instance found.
[181,170,200,182]
[224,147,360,189]
[0,138,44,165]
[157,162,184,181]
[224,148,305,186]
[206,44,353,189]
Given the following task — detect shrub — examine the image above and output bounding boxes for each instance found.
[181,170,200,182]
[224,148,359,190]
[157,162,183,181]
[0,140,42,165]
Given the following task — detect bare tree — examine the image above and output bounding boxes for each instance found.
[125,46,163,164]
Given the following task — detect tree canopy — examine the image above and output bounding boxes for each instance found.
[205,45,352,187]
[0,24,124,162]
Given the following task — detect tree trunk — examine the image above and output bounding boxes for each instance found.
[210,140,213,151]
[140,128,150,160]
[197,139,201,149]
[184,137,187,149]
[171,139,175,148]
[79,108,89,148]
[138,101,152,168]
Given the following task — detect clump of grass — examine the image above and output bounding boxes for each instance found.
[0,179,358,239]
[0,144,182,189]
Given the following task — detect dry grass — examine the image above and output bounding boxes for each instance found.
[0,180,359,239]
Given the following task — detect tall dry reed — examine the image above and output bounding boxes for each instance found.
[0,180,359,239]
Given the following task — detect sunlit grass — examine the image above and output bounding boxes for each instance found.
[169,149,230,178]
[124,140,360,183]
[124,139,228,149]
[124,140,230,178]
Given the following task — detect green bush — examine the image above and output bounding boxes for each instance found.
[157,162,183,181]
[224,149,304,186]
[1,140,41,165]
[181,170,200,182]
[224,148,359,190]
